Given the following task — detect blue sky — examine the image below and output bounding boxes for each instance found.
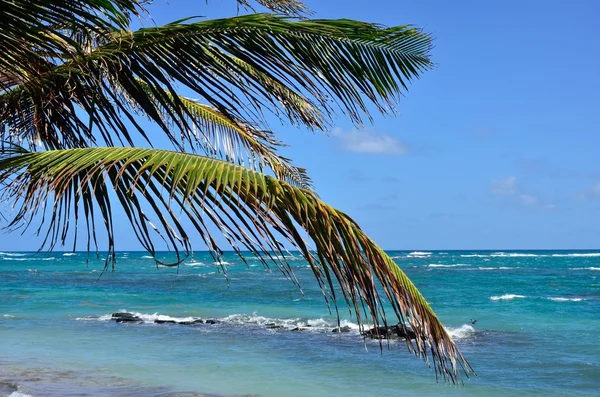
[1,0,599,251]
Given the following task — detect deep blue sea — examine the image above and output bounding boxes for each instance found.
[1,250,599,396]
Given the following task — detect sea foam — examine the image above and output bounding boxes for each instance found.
[547,297,584,302]
[446,324,476,339]
[490,294,526,301]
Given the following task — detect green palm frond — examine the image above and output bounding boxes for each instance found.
[1,14,432,151]
[0,146,472,383]
[0,0,145,85]
[237,0,311,16]
[133,80,312,188]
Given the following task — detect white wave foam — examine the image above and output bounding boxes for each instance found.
[460,254,488,257]
[141,255,153,259]
[213,261,231,265]
[3,314,15,318]
[0,252,26,256]
[77,311,197,324]
[569,267,600,271]
[490,253,541,257]
[63,252,77,256]
[185,261,206,267]
[427,264,469,268]
[478,266,514,270]
[409,251,431,256]
[446,324,475,339]
[77,311,362,333]
[9,392,35,397]
[3,257,54,261]
[552,253,600,257]
[490,294,526,301]
[547,297,584,302]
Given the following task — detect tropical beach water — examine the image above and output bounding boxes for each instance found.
[1,250,599,396]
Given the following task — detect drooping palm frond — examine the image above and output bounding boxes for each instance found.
[0,146,473,383]
[133,80,312,188]
[1,14,433,152]
[236,0,311,16]
[0,0,145,87]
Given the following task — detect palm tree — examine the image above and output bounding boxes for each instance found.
[0,0,472,382]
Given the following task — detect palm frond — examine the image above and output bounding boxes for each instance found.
[2,14,432,151]
[0,0,145,84]
[133,80,312,188]
[0,146,472,383]
[236,0,311,16]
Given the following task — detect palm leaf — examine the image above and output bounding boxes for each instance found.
[236,0,311,16]
[134,81,313,188]
[2,15,432,151]
[0,146,472,383]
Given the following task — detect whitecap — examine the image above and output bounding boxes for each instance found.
[547,297,584,302]
[3,314,15,318]
[569,267,600,271]
[478,266,515,270]
[446,324,476,339]
[0,252,26,257]
[408,251,431,256]
[141,255,153,259]
[490,294,526,301]
[213,261,231,265]
[460,254,488,258]
[63,252,77,256]
[552,253,600,257]
[4,257,54,261]
[490,253,540,257]
[427,264,469,268]
[185,261,206,267]
[9,392,36,397]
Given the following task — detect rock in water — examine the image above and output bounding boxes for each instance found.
[111,312,143,323]
[361,324,416,340]
[331,325,352,333]
[179,319,205,325]
[154,319,177,324]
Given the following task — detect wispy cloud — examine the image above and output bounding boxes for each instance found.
[490,176,554,209]
[333,128,408,155]
[576,182,600,200]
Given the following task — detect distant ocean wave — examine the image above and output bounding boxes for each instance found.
[478,266,515,270]
[62,253,77,256]
[2,257,54,261]
[0,252,27,257]
[552,253,600,257]
[427,264,469,268]
[408,251,432,256]
[569,267,600,271]
[547,297,584,302]
[490,294,526,301]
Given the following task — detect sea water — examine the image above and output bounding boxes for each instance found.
[1,250,599,396]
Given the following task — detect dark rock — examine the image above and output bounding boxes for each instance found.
[204,319,219,324]
[154,319,177,324]
[332,325,352,333]
[267,325,284,330]
[179,319,205,325]
[361,324,416,340]
[111,312,142,323]
[291,327,301,332]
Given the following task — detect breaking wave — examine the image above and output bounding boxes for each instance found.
[490,294,526,301]
[547,297,584,302]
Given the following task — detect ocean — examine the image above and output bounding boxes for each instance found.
[1,250,599,396]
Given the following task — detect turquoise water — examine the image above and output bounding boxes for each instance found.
[1,250,599,396]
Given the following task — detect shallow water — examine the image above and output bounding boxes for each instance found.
[1,250,599,396]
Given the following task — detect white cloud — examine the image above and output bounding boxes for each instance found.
[490,176,552,209]
[333,128,408,155]
[491,176,517,195]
